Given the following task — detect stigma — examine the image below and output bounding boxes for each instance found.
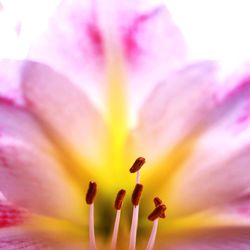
[84,157,166,250]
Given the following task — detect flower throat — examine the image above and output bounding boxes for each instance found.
[85,157,166,250]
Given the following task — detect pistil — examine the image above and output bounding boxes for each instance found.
[111,189,126,250]
[85,181,97,250]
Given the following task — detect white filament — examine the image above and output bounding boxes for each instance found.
[129,205,139,250]
[89,203,97,250]
[110,209,121,250]
[136,171,140,184]
[146,219,159,250]
[129,170,141,250]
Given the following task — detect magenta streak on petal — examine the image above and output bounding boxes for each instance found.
[0,96,26,111]
[223,76,250,101]
[68,6,104,61]
[236,100,250,124]
[122,7,162,62]
[86,22,104,57]
[0,201,29,228]
[223,77,250,132]
[212,76,250,130]
[237,206,250,217]
[0,96,20,109]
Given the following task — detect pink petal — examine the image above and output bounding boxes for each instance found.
[0,200,60,249]
[0,214,86,250]
[168,145,250,216]
[158,227,250,250]
[211,196,250,225]
[0,200,29,228]
[120,4,186,115]
[0,230,85,250]
[22,61,107,168]
[156,197,250,249]
[0,60,24,106]
[28,0,186,112]
[28,0,105,108]
[129,61,217,162]
[166,77,250,216]
[0,101,83,221]
[0,237,56,250]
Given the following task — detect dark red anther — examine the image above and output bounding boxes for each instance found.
[153,197,166,218]
[129,157,146,173]
[148,204,167,221]
[131,184,143,206]
[153,197,162,207]
[85,182,97,205]
[160,212,166,219]
[114,189,126,210]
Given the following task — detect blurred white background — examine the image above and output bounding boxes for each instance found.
[0,0,250,68]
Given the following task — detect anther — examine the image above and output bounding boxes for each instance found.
[114,189,126,210]
[148,204,167,221]
[153,197,166,218]
[85,182,97,205]
[131,184,143,206]
[153,197,162,207]
[129,157,146,173]
[160,212,166,219]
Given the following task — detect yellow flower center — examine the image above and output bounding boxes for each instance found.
[84,157,166,250]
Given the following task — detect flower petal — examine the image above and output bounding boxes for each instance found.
[120,3,187,117]
[166,77,250,216]
[0,101,84,221]
[158,227,250,250]
[28,0,186,115]
[129,61,218,162]
[22,61,107,170]
[0,228,86,250]
[0,200,29,228]
[0,235,56,250]
[28,0,105,108]
[0,60,24,106]
[158,198,250,249]
[0,205,87,249]
[0,198,64,249]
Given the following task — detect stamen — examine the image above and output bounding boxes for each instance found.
[129,205,139,250]
[83,156,165,250]
[131,184,143,206]
[160,211,166,219]
[148,204,166,221]
[129,184,143,250]
[129,157,146,173]
[129,157,145,184]
[153,197,162,207]
[86,181,97,205]
[146,200,167,250]
[114,189,126,210]
[111,189,126,250]
[85,182,97,250]
[153,197,166,218]
[146,219,159,250]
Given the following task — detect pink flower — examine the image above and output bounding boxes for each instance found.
[0,0,250,249]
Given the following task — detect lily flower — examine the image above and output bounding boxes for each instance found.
[1,0,250,249]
